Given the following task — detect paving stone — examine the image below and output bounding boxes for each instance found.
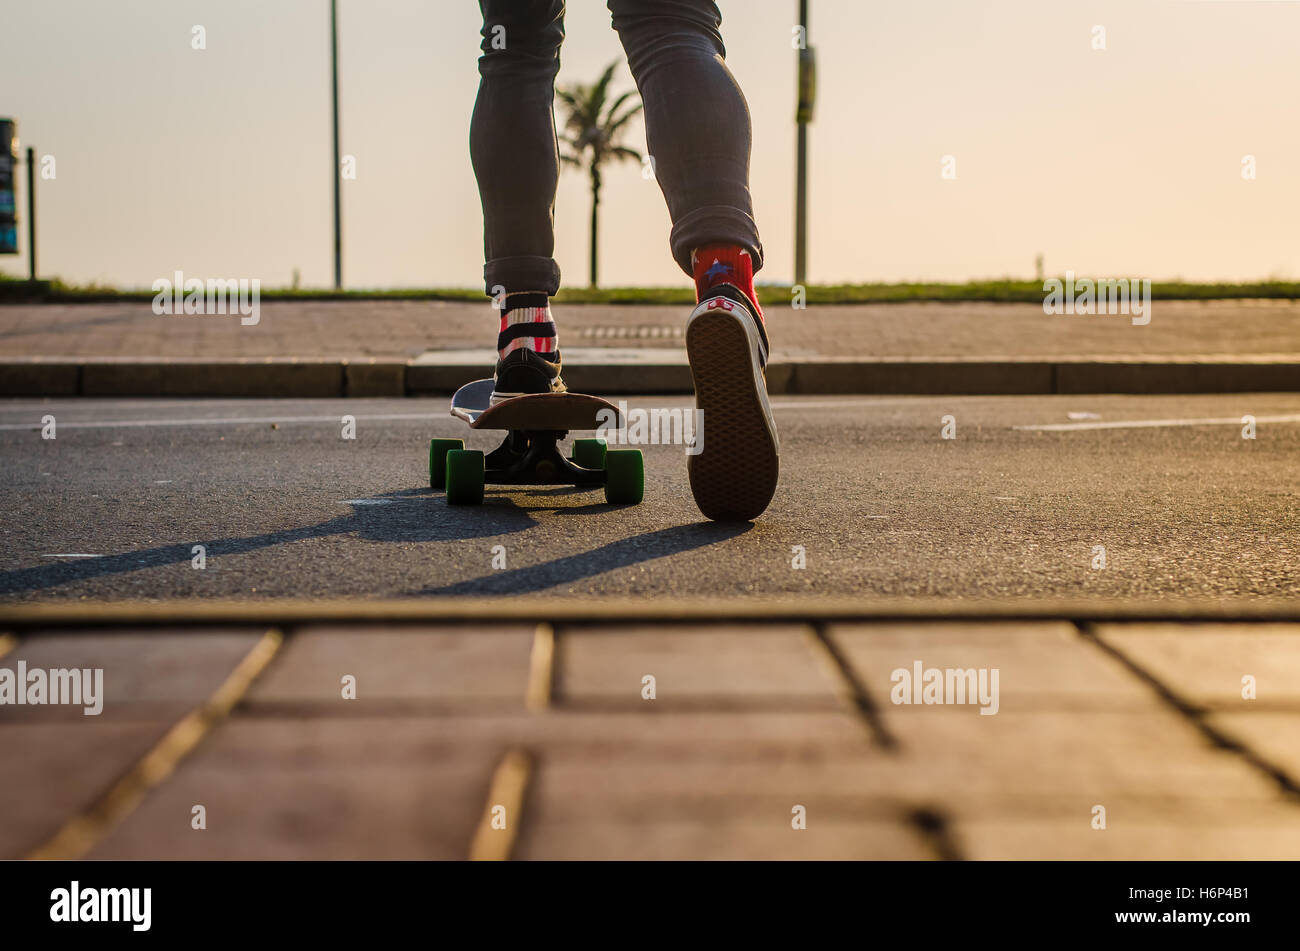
[0,628,265,722]
[0,721,175,858]
[246,624,536,707]
[521,711,887,814]
[955,807,1300,859]
[517,709,925,859]
[89,717,504,859]
[827,621,1153,712]
[874,701,1300,857]
[556,624,839,707]
[516,817,930,860]
[1209,711,1300,782]
[0,629,268,857]
[521,710,874,761]
[875,710,1280,804]
[528,759,906,819]
[1093,623,1300,707]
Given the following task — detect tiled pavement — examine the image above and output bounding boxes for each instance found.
[2,618,1298,860]
[4,299,1300,361]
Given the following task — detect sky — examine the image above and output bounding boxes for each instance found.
[1,0,1297,290]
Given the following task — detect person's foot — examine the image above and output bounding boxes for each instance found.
[491,291,564,403]
[491,347,566,403]
[684,287,779,521]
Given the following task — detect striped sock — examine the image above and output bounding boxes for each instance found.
[496,292,559,362]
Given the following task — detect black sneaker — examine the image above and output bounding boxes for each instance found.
[491,348,566,404]
[684,290,780,521]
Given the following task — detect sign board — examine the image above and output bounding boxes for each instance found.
[0,119,16,254]
[796,49,816,125]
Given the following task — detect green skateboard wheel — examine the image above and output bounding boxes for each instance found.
[603,449,644,505]
[444,449,485,505]
[571,437,608,470]
[429,438,464,490]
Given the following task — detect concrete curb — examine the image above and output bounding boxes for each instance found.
[2,356,1298,397]
[3,596,1300,627]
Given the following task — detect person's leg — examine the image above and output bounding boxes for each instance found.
[608,0,777,521]
[607,0,763,307]
[471,0,567,397]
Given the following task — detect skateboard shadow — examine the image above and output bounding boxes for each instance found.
[0,488,738,598]
[0,488,540,597]
[410,521,752,597]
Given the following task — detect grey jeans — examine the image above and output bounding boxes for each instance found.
[471,0,763,295]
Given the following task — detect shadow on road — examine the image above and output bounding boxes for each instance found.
[0,489,529,596]
[0,489,749,598]
[411,521,752,597]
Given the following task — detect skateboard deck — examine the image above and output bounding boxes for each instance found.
[433,378,643,505]
[450,378,621,431]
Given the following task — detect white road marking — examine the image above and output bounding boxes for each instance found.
[769,397,950,410]
[0,413,437,432]
[1015,413,1300,432]
[0,397,320,414]
[0,398,936,432]
[340,499,398,505]
[7,401,1299,434]
[43,553,102,559]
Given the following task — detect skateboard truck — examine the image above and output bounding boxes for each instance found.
[481,429,605,488]
[431,379,644,506]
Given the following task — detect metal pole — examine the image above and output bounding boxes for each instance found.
[794,0,812,285]
[795,128,807,286]
[330,0,342,290]
[25,147,35,282]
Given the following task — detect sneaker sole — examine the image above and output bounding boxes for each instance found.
[684,298,780,521]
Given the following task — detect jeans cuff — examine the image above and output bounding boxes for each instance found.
[483,256,561,298]
[669,206,764,276]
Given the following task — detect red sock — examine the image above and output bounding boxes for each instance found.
[691,244,762,318]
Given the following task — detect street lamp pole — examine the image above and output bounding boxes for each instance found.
[26,147,36,282]
[330,0,342,290]
[794,0,814,285]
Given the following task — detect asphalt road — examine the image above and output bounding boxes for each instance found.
[2,394,1298,602]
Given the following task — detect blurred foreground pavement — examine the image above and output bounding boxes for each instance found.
[3,614,1298,860]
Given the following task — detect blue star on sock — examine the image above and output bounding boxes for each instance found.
[705,259,734,282]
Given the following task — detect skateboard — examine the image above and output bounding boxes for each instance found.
[429,378,644,506]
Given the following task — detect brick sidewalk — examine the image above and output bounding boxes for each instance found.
[4,616,1299,859]
[3,299,1299,361]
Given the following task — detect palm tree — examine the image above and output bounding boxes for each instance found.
[556,62,644,288]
